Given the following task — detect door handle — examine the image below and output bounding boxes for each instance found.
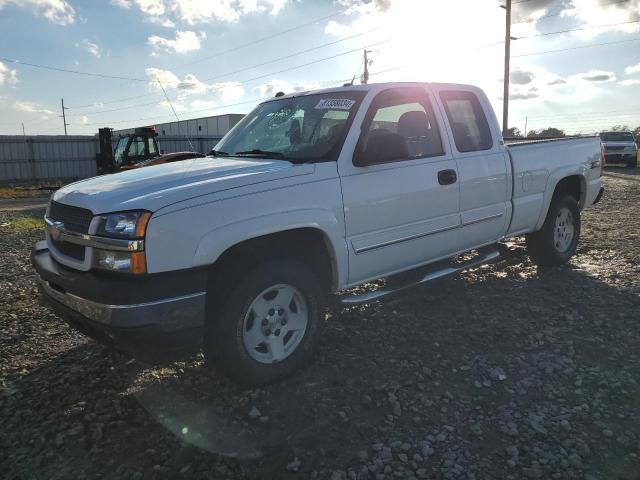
[438,169,457,185]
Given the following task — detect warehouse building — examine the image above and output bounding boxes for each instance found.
[113,113,245,138]
[113,113,245,155]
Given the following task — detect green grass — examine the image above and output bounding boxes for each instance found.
[8,216,43,232]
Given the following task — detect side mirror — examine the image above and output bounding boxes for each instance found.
[353,132,409,167]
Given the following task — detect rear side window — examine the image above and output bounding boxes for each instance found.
[440,90,493,152]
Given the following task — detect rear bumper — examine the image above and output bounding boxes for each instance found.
[32,241,206,356]
[604,153,636,164]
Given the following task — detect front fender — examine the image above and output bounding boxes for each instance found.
[535,165,588,231]
[193,208,348,289]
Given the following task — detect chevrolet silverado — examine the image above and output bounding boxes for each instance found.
[33,82,604,384]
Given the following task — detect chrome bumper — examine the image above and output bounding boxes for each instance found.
[36,273,206,330]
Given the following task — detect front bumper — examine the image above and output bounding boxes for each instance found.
[32,241,207,356]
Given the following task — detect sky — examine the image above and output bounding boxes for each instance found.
[0,0,639,136]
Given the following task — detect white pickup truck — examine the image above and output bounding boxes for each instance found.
[33,82,604,384]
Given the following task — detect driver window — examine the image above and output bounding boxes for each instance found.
[362,88,444,162]
[128,136,146,158]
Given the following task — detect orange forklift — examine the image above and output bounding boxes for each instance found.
[96,127,204,174]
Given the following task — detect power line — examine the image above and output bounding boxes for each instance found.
[512,37,640,57]
[67,28,384,115]
[0,57,148,82]
[517,20,640,39]
[67,27,382,114]
[66,92,161,109]
[64,39,390,119]
[179,8,349,68]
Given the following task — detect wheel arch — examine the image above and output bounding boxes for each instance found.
[535,170,587,231]
[193,210,347,292]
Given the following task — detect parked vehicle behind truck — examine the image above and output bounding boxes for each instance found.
[599,130,638,167]
[34,82,604,385]
[96,126,205,174]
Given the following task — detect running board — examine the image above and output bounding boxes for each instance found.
[339,249,501,306]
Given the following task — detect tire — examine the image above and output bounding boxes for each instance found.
[204,259,325,385]
[525,193,581,266]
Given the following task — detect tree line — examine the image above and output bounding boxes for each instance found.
[505,125,640,141]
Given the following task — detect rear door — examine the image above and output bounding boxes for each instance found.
[434,86,510,249]
[338,86,461,285]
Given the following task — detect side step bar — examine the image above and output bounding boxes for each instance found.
[339,249,501,306]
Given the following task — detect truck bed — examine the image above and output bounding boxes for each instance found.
[504,135,602,236]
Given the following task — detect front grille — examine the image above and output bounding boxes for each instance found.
[606,146,625,151]
[50,238,85,261]
[49,201,93,234]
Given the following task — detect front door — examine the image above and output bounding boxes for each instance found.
[339,86,461,285]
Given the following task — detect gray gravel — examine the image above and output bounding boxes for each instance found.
[1,169,639,479]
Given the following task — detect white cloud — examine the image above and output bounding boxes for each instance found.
[0,61,18,86]
[13,101,55,115]
[619,79,640,86]
[190,99,216,110]
[78,39,102,58]
[112,0,288,25]
[216,81,245,102]
[148,30,205,54]
[625,62,640,75]
[78,115,89,125]
[146,68,246,111]
[145,67,181,87]
[562,0,640,37]
[256,79,323,97]
[579,70,616,82]
[0,0,75,25]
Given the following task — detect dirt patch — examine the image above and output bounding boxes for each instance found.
[1,175,639,480]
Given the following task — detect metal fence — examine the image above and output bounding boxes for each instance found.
[0,136,97,184]
[0,135,223,184]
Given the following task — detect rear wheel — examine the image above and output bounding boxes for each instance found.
[526,193,580,266]
[204,259,325,385]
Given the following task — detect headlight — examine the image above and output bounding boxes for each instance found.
[95,211,150,239]
[93,210,151,274]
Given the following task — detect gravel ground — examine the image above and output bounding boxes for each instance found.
[1,169,639,480]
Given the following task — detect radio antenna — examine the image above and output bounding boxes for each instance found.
[157,80,195,152]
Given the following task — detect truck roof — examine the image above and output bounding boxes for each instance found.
[261,81,481,103]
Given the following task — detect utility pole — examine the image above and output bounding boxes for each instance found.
[524,116,528,138]
[60,98,69,136]
[502,0,512,137]
[362,49,372,85]
[21,122,26,136]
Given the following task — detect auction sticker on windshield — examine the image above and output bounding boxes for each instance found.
[315,99,356,110]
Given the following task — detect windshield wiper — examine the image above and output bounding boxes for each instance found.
[234,149,285,158]
[209,149,230,157]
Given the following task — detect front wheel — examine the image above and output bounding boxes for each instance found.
[525,193,581,266]
[204,260,325,385]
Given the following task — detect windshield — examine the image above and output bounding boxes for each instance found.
[600,132,635,142]
[113,137,128,165]
[215,92,366,162]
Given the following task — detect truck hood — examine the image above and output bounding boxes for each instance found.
[52,157,302,214]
